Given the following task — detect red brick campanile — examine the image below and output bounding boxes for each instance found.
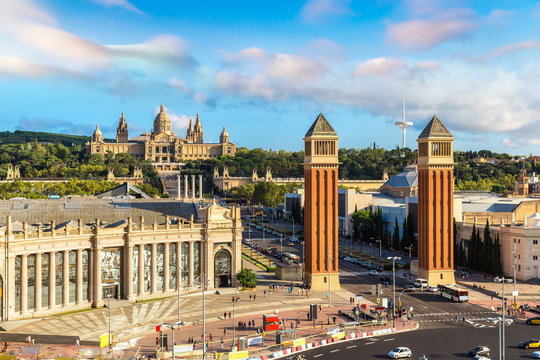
[303,114,340,290]
[417,115,456,286]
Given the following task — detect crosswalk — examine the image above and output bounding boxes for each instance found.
[414,311,497,328]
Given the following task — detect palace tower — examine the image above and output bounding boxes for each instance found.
[417,115,456,285]
[303,113,340,290]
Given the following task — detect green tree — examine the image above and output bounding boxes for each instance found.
[236,268,257,288]
[392,217,400,251]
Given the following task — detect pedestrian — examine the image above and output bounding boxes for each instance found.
[210,334,213,341]
[229,312,232,318]
[264,290,266,297]
[76,339,80,347]
[32,338,35,346]
[250,295,252,301]
[224,327,227,336]
[224,312,227,319]
[319,304,322,312]
[254,294,256,301]
[221,338,224,349]
[462,316,466,324]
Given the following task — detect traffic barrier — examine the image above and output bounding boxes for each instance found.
[321,340,327,345]
[260,355,268,360]
[350,333,356,338]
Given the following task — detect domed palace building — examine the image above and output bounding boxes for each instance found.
[86,104,236,171]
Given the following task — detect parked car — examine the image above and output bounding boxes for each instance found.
[471,356,491,360]
[519,339,540,349]
[369,270,379,276]
[493,276,502,283]
[533,351,540,358]
[468,346,490,357]
[426,286,438,292]
[526,317,540,325]
[413,278,428,288]
[387,347,412,359]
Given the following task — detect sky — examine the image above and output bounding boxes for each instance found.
[2,0,540,154]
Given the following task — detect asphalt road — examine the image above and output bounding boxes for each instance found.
[300,323,539,359]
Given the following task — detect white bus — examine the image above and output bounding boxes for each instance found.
[437,284,469,302]
[283,252,301,265]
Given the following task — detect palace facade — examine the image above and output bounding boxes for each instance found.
[0,198,242,321]
[86,105,236,171]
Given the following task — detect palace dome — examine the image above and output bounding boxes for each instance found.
[92,124,103,142]
[153,104,172,135]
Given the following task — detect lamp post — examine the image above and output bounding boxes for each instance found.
[387,256,401,328]
[232,287,238,350]
[107,295,112,355]
[202,273,207,360]
[280,235,283,258]
[487,276,511,360]
[161,322,183,360]
[513,242,517,307]
[328,255,333,307]
[376,239,382,259]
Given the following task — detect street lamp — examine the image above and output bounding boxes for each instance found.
[488,276,512,360]
[232,287,238,350]
[280,235,283,258]
[106,295,113,355]
[328,255,333,307]
[398,288,414,305]
[387,256,401,328]
[161,321,183,360]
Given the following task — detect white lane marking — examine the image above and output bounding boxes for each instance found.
[366,341,375,345]
[313,354,323,358]
[384,338,394,342]
[346,345,357,349]
[330,349,340,353]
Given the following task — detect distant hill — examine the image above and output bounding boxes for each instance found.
[0,130,112,146]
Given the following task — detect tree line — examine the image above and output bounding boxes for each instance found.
[455,220,502,275]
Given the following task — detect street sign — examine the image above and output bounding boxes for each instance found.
[512,290,518,297]
[355,295,363,302]
[156,325,160,332]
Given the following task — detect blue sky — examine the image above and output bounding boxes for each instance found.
[2,0,540,154]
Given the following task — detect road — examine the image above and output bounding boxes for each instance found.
[300,323,537,359]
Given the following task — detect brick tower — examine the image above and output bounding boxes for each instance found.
[303,113,340,290]
[417,115,456,286]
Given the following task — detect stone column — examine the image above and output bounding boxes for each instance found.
[93,248,102,306]
[177,175,181,200]
[199,175,203,200]
[35,253,42,312]
[184,175,188,200]
[76,250,83,304]
[176,242,182,288]
[188,242,194,286]
[126,245,133,299]
[191,175,196,200]
[63,251,69,306]
[49,252,56,309]
[20,255,28,314]
[138,244,144,295]
[163,243,170,292]
[151,243,157,294]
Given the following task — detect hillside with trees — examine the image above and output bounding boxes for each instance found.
[0,130,113,147]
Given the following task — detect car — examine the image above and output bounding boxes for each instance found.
[527,317,540,325]
[533,351,540,359]
[387,347,412,359]
[413,278,428,288]
[287,242,294,246]
[504,278,513,283]
[471,356,491,360]
[369,270,379,276]
[468,346,490,357]
[493,276,502,283]
[519,339,540,349]
[426,286,438,292]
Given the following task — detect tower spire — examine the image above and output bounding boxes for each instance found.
[394,100,413,148]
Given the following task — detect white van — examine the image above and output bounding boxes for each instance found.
[413,278,428,288]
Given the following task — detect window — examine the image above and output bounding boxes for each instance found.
[519,239,521,244]
[534,240,538,245]
[518,265,521,272]
[534,256,538,261]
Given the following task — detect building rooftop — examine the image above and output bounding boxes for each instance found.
[418,115,453,139]
[384,165,417,188]
[305,113,337,137]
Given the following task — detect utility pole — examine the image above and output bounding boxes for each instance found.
[513,242,517,307]
[202,273,206,360]
[387,257,401,328]
[280,235,283,258]
[232,287,238,350]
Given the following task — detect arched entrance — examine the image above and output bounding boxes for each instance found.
[214,249,232,288]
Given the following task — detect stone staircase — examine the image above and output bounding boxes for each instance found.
[157,171,182,199]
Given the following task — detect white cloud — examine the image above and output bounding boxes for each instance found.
[300,0,353,23]
[264,54,326,82]
[90,0,142,14]
[386,5,477,51]
[215,72,278,100]
[168,76,191,93]
[106,35,195,66]
[480,41,540,60]
[353,57,407,77]
[222,47,270,66]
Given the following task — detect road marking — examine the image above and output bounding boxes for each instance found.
[384,338,394,341]
[365,341,375,345]
[314,354,323,358]
[330,349,340,353]
[346,345,357,349]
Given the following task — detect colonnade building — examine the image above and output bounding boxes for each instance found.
[0,198,242,321]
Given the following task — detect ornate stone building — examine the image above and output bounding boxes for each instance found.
[0,198,242,321]
[86,105,236,171]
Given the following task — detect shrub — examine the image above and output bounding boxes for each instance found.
[236,268,257,288]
